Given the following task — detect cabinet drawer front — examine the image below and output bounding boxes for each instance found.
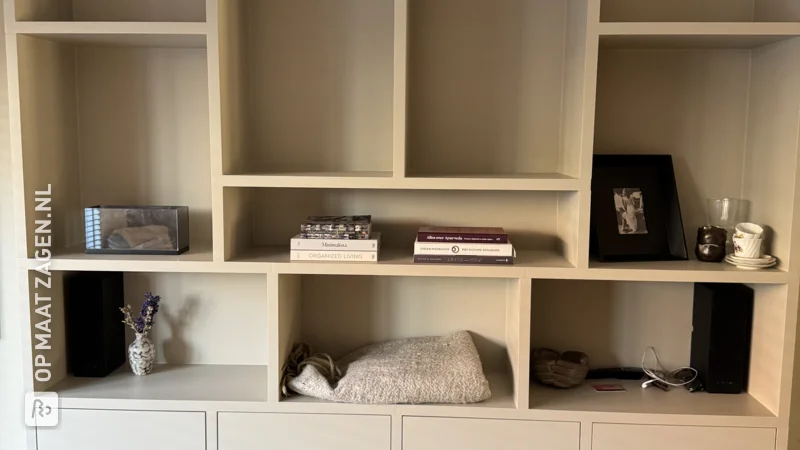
[402,417,579,450]
[218,412,391,450]
[37,409,205,450]
[592,424,776,450]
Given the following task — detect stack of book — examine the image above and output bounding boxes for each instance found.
[413,227,515,265]
[291,215,380,262]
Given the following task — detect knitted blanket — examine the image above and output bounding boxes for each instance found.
[288,331,491,404]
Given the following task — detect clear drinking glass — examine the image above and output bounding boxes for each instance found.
[706,198,748,248]
[706,198,745,227]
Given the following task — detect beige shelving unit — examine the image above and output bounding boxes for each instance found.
[6,0,800,449]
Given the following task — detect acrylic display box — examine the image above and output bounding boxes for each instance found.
[84,206,190,255]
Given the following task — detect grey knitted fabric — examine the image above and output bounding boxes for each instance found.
[287,331,491,404]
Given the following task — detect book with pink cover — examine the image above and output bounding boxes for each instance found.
[417,226,508,243]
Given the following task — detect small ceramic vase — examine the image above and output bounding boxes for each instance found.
[696,226,727,262]
[128,333,155,376]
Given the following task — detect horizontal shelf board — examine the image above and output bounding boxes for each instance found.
[13,22,207,48]
[599,22,800,48]
[222,172,579,191]
[282,372,515,410]
[232,247,574,278]
[51,364,268,408]
[587,259,791,284]
[529,380,776,425]
[23,244,221,273]
[26,246,788,282]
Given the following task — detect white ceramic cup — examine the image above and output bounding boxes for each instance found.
[733,237,763,258]
[734,222,764,240]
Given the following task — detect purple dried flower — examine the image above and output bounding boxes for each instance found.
[134,317,146,334]
[120,291,163,335]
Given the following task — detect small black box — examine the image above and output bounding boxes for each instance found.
[64,272,126,377]
[691,283,754,394]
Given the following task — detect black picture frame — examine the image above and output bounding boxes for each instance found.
[590,155,688,262]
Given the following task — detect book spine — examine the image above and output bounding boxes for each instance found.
[301,223,372,233]
[416,232,508,244]
[414,241,514,256]
[300,232,370,240]
[413,255,514,265]
[291,250,379,262]
[291,238,380,251]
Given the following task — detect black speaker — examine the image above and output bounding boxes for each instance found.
[690,282,754,394]
[64,272,126,377]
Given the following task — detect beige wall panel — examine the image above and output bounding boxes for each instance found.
[249,188,560,250]
[72,0,206,22]
[406,0,566,176]
[532,280,693,369]
[755,0,800,21]
[300,275,510,373]
[600,0,755,22]
[76,47,212,248]
[123,273,268,365]
[17,36,82,254]
[245,0,394,174]
[14,0,72,21]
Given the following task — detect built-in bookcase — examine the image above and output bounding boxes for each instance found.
[6,1,800,450]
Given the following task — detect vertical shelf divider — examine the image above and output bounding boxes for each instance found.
[575,0,601,269]
[207,0,225,262]
[507,277,532,410]
[392,0,408,179]
[268,273,302,403]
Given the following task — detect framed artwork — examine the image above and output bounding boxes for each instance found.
[590,155,688,262]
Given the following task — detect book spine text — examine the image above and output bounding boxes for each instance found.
[291,250,379,262]
[414,241,514,256]
[417,233,508,244]
[413,255,514,265]
[292,238,380,251]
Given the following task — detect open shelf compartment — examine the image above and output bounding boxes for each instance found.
[222,187,581,271]
[13,0,207,22]
[31,271,269,407]
[600,0,800,22]
[219,0,396,176]
[593,38,800,270]
[271,274,529,409]
[405,0,591,180]
[14,34,213,259]
[529,279,785,424]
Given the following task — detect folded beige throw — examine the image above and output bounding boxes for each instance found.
[287,331,491,404]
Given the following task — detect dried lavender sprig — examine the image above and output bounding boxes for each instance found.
[120,292,162,334]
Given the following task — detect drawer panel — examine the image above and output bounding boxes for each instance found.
[402,417,579,450]
[592,424,776,450]
[218,412,391,450]
[37,409,205,450]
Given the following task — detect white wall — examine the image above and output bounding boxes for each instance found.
[0,1,27,447]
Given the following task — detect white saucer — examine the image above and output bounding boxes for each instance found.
[724,254,777,270]
[726,254,775,264]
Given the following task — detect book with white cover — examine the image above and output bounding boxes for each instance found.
[413,239,515,257]
[291,232,381,251]
[291,250,379,262]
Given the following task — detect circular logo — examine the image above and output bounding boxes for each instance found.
[451,246,460,253]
